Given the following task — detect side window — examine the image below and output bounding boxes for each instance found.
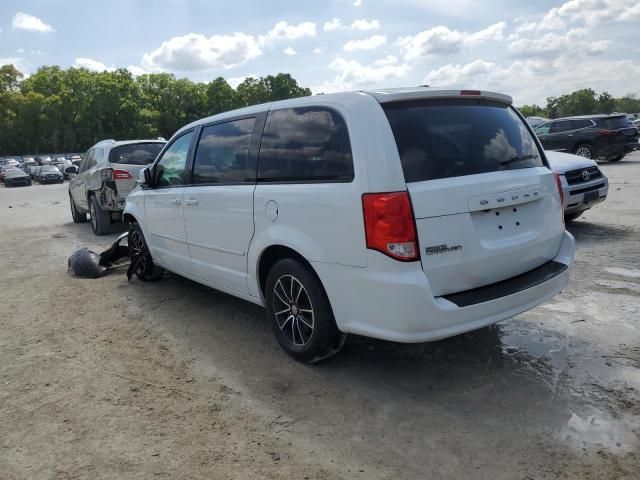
[92,148,104,166]
[79,150,93,173]
[257,107,354,182]
[534,123,551,135]
[571,119,592,129]
[550,120,573,133]
[154,131,194,187]
[192,118,256,184]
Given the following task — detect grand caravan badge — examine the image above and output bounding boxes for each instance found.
[425,244,462,255]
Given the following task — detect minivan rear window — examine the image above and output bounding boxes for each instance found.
[383,99,543,182]
[258,107,353,182]
[109,143,164,165]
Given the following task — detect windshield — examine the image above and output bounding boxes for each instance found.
[383,99,544,182]
[109,143,164,165]
[42,166,60,172]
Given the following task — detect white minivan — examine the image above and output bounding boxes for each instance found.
[124,88,575,362]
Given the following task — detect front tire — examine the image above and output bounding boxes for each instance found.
[89,195,111,235]
[609,153,624,162]
[574,144,595,159]
[128,222,164,281]
[265,258,345,363]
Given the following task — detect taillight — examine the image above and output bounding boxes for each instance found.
[362,191,419,261]
[460,89,481,96]
[113,169,132,180]
[553,172,565,225]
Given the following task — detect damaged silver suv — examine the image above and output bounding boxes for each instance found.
[67,139,166,234]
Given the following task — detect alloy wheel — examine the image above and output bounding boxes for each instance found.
[130,230,147,274]
[272,274,315,346]
[575,146,593,159]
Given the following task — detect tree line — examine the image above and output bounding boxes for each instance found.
[0,64,311,156]
[2,63,639,155]
[518,88,640,119]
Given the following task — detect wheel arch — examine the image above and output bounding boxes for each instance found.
[256,244,324,301]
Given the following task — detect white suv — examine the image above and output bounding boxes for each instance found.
[124,88,575,363]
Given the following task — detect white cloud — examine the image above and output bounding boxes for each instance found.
[423,55,640,105]
[284,47,297,56]
[343,34,387,51]
[11,12,54,33]
[556,0,640,26]
[313,47,325,54]
[319,55,410,92]
[323,18,345,31]
[126,65,148,77]
[73,58,115,72]
[142,32,262,71]
[17,48,25,54]
[351,19,380,31]
[397,22,505,60]
[260,21,316,46]
[509,28,610,57]
[354,0,363,6]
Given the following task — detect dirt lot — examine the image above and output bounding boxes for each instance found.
[1,154,639,479]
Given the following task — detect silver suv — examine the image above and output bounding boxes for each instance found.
[68,139,166,234]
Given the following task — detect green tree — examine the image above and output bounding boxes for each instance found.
[518,104,546,117]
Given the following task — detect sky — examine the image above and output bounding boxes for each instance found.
[0,0,639,105]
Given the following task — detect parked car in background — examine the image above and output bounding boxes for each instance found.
[545,151,608,222]
[526,116,550,128]
[68,139,166,234]
[28,165,40,179]
[4,168,32,187]
[123,87,575,362]
[534,114,639,161]
[0,165,19,181]
[36,165,64,184]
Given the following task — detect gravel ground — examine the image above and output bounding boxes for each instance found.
[1,154,639,479]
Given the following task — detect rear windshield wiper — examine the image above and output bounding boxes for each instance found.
[500,154,539,166]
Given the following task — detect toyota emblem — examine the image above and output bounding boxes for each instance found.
[582,170,591,181]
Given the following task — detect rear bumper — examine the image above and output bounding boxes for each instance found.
[314,231,575,343]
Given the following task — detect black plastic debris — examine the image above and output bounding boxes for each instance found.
[68,232,129,278]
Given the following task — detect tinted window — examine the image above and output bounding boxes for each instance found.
[572,119,593,129]
[192,118,256,184]
[155,131,193,187]
[109,143,164,165]
[595,117,631,129]
[550,120,573,133]
[258,107,353,182]
[534,123,551,135]
[383,99,543,183]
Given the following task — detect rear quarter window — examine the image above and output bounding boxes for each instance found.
[383,99,543,182]
[595,117,632,129]
[257,107,353,182]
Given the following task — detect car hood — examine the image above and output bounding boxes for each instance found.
[545,150,597,173]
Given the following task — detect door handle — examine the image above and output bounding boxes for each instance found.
[184,199,199,206]
[169,198,182,205]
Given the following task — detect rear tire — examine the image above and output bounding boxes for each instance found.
[89,195,111,235]
[70,195,87,223]
[574,144,595,159]
[565,211,583,222]
[128,222,164,281]
[609,153,623,162]
[265,258,346,363]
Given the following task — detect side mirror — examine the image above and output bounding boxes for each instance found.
[139,167,152,187]
[65,165,78,174]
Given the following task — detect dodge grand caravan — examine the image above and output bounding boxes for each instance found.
[124,88,575,363]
